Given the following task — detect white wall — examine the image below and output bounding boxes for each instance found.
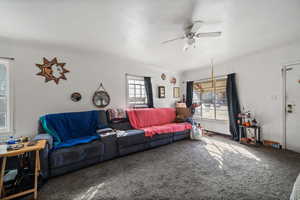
[0,41,181,137]
[181,41,300,144]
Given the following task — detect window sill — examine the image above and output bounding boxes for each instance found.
[128,105,149,109]
[193,118,228,123]
[134,107,148,109]
[0,130,13,135]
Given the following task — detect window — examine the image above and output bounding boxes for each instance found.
[126,75,148,108]
[193,77,228,120]
[0,60,12,133]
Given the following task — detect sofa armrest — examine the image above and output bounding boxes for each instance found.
[33,133,53,149]
[186,117,196,125]
[33,134,53,179]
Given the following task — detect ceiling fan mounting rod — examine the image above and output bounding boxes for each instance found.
[186,32,195,39]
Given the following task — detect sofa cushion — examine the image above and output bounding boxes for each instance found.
[117,130,146,148]
[142,123,192,137]
[119,143,149,156]
[49,140,104,169]
[98,110,109,126]
[106,108,127,123]
[43,111,100,141]
[50,157,102,177]
[149,137,173,148]
[175,107,192,123]
[127,108,176,128]
[126,108,192,137]
[150,133,173,141]
[38,110,108,134]
[101,134,118,161]
[53,136,100,150]
[109,121,132,130]
[173,130,190,141]
[173,129,190,136]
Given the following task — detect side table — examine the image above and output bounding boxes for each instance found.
[239,125,261,145]
[0,140,46,200]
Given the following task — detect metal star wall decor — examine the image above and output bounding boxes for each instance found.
[36,57,70,84]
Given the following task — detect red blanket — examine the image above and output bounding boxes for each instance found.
[127,108,192,137]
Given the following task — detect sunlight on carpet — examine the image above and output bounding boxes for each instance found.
[202,137,261,169]
[74,183,105,200]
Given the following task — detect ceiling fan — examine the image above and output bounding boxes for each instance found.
[161,20,222,51]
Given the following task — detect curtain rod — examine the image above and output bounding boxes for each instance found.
[0,57,15,60]
[125,73,152,78]
[182,74,227,83]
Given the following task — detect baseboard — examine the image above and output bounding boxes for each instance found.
[204,130,231,138]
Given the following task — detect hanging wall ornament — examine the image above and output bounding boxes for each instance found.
[170,77,177,85]
[161,73,166,80]
[92,83,110,108]
[36,57,70,84]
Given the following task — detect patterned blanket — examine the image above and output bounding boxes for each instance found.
[107,108,127,122]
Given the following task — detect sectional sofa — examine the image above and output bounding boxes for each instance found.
[35,109,191,179]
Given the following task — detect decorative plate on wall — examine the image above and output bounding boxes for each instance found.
[170,77,177,85]
[71,92,82,102]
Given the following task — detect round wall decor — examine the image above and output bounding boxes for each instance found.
[92,83,110,108]
[170,77,177,85]
[161,73,166,80]
[71,92,82,102]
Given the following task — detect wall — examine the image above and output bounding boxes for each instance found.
[181,41,300,144]
[0,41,180,137]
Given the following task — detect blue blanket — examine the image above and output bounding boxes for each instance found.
[40,110,100,149]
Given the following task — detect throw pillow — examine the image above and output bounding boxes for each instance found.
[175,108,191,123]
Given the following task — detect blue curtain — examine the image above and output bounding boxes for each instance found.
[144,77,154,108]
[186,81,194,107]
[226,73,242,141]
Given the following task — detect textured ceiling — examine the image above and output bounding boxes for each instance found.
[1,0,300,71]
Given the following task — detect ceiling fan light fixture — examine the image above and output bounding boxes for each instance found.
[183,44,189,51]
[161,20,223,52]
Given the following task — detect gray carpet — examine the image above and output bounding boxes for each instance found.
[36,136,300,200]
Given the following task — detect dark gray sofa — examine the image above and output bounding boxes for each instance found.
[36,110,190,179]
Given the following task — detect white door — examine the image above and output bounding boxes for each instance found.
[286,64,300,152]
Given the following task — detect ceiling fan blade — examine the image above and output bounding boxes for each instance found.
[196,31,222,38]
[191,20,203,33]
[200,20,223,25]
[161,36,185,44]
[183,0,197,32]
[184,20,203,35]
